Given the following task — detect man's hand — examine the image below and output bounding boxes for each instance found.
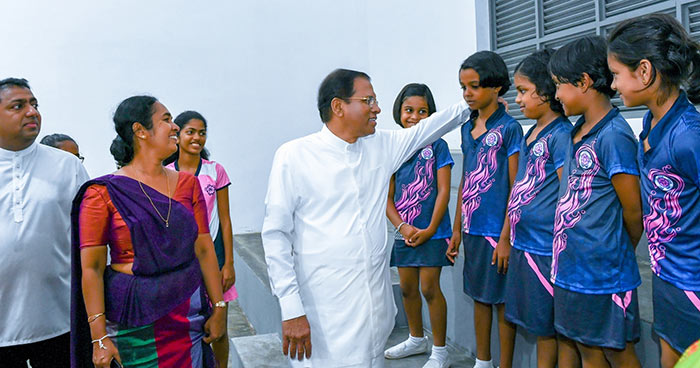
[282,315,312,361]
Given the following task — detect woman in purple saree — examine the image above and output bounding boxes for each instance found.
[70,96,226,368]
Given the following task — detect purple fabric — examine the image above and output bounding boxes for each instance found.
[70,174,209,368]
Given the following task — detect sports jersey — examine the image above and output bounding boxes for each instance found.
[639,92,700,291]
[393,138,454,239]
[460,105,523,237]
[551,108,641,294]
[507,117,572,255]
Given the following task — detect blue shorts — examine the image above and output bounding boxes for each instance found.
[554,286,640,349]
[652,273,700,353]
[505,248,555,337]
[390,238,453,267]
[462,233,506,304]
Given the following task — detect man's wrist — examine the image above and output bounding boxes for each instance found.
[279,293,305,320]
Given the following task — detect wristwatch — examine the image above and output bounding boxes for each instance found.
[214,301,227,308]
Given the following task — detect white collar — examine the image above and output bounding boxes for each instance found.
[0,141,38,160]
[319,124,355,151]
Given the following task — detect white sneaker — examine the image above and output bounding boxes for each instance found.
[422,356,451,368]
[473,359,495,368]
[384,337,430,359]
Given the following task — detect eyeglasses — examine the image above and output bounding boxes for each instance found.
[75,153,84,163]
[347,96,379,107]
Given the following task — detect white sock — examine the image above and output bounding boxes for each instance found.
[407,334,425,347]
[474,358,493,368]
[430,345,448,362]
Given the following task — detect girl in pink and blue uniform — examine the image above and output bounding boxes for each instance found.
[549,36,643,367]
[448,51,523,368]
[503,49,572,368]
[165,111,237,368]
[383,83,454,368]
[608,14,700,368]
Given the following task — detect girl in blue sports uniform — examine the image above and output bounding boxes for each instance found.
[548,36,643,368]
[383,83,454,368]
[447,51,523,368]
[504,49,572,368]
[608,14,700,368]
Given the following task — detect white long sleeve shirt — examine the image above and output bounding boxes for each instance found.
[0,142,89,346]
[261,100,469,366]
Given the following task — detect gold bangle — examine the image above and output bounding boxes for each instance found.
[88,312,105,324]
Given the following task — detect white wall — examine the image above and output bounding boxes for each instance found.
[1,0,476,233]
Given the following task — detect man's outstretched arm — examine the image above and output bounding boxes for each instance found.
[261,145,311,361]
[387,99,469,172]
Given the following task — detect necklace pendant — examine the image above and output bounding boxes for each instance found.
[166,222,169,228]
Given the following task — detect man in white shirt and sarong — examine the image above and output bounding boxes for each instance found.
[262,69,469,367]
[0,78,89,366]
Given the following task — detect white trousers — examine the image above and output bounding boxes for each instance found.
[288,353,385,368]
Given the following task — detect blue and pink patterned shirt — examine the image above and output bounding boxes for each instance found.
[551,108,641,294]
[507,117,572,255]
[460,105,523,237]
[393,138,454,240]
[639,92,700,291]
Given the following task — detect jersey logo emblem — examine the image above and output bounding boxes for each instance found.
[532,141,545,157]
[484,132,499,147]
[205,184,216,196]
[654,174,674,192]
[421,147,434,159]
[578,151,593,169]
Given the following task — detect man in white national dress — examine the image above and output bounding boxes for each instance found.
[262,69,469,367]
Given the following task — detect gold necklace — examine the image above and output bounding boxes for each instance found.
[137,167,172,228]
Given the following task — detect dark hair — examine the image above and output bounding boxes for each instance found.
[163,110,211,165]
[460,51,511,96]
[40,133,76,148]
[608,13,700,104]
[109,95,158,167]
[317,68,371,122]
[549,35,616,98]
[514,49,565,116]
[0,78,31,101]
[392,83,437,127]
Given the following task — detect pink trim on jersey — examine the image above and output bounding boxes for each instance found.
[612,290,632,317]
[507,134,551,244]
[461,126,504,233]
[685,290,700,312]
[524,252,554,297]
[644,165,684,275]
[395,150,436,225]
[485,236,497,249]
